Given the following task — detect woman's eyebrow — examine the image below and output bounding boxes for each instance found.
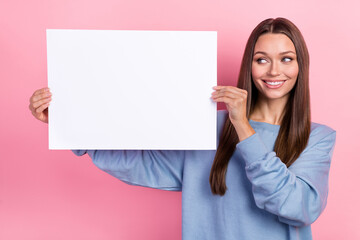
[254,51,296,56]
[253,51,267,56]
[279,51,296,55]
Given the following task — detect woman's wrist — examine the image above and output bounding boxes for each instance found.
[233,119,256,142]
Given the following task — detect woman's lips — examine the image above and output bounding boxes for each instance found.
[262,80,286,89]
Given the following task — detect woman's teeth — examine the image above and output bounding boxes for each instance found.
[265,81,283,85]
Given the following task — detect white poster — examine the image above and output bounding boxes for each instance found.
[47,29,217,150]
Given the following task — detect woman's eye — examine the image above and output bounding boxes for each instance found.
[256,58,267,64]
[282,57,293,62]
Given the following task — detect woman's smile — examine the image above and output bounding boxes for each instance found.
[262,79,287,88]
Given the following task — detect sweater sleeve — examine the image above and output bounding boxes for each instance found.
[236,128,336,227]
[71,149,185,191]
[71,110,228,192]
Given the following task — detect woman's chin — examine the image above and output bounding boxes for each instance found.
[260,92,291,102]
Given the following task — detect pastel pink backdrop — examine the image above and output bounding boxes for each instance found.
[0,0,359,239]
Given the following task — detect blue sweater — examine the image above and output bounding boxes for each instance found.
[72,110,336,240]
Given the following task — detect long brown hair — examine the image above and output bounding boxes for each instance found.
[209,17,311,196]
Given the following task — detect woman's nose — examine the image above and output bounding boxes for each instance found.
[268,62,280,76]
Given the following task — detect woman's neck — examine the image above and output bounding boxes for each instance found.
[249,95,289,125]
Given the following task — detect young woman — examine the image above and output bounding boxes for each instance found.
[29,18,336,240]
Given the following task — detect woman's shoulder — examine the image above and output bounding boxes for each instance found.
[310,121,336,139]
[306,121,336,152]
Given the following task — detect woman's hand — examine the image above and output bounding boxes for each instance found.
[211,86,248,124]
[211,86,255,141]
[28,87,52,123]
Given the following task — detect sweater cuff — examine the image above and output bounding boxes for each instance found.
[236,132,269,166]
[71,150,87,156]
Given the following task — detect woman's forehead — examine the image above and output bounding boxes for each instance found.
[254,33,296,54]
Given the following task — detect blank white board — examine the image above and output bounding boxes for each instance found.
[47,29,217,150]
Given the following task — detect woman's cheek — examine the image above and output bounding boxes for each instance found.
[286,64,299,79]
[251,66,263,80]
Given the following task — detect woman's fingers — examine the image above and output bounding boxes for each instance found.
[30,102,49,123]
[212,86,247,95]
[35,102,50,114]
[211,85,248,109]
[211,86,248,124]
[29,87,51,123]
[211,96,234,104]
[30,89,52,104]
[211,87,246,100]
[211,86,247,100]
[29,87,52,111]
[33,87,50,96]
[212,91,240,99]
[32,96,52,109]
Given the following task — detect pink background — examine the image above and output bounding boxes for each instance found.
[1,0,359,239]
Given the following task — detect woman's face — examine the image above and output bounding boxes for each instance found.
[251,33,299,101]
